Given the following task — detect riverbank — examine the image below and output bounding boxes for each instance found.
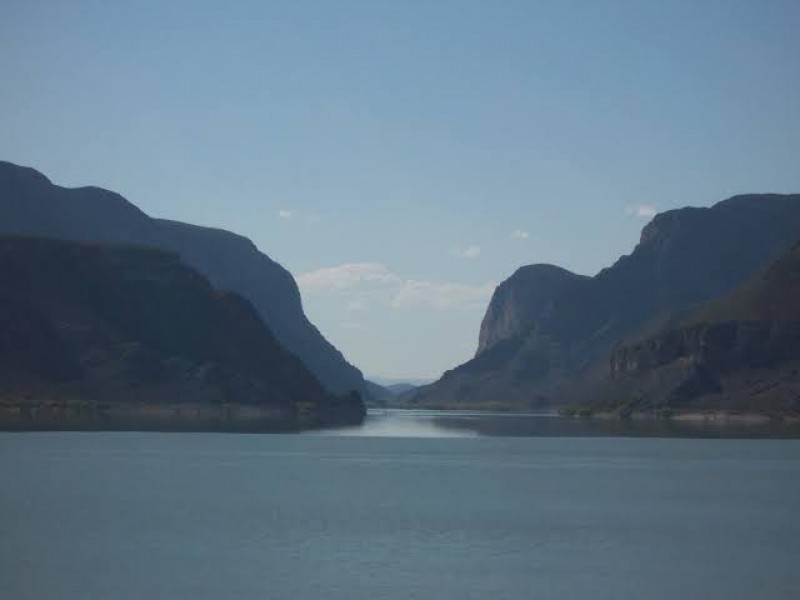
[559,406,800,424]
[0,399,365,433]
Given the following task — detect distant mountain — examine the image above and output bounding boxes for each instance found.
[413,194,800,409]
[0,236,364,429]
[369,376,434,387]
[363,380,392,407]
[0,161,363,396]
[361,381,421,407]
[601,240,800,414]
[385,383,419,395]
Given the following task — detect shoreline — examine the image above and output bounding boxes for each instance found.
[0,400,364,433]
[397,403,800,424]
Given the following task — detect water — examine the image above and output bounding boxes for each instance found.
[325,408,800,439]
[2,411,799,599]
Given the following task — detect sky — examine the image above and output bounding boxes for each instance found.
[2,1,800,380]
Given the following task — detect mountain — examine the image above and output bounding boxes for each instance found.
[477,264,588,356]
[363,380,392,407]
[0,236,364,429]
[602,240,800,414]
[385,383,419,395]
[369,376,435,387]
[413,194,800,409]
[361,381,423,407]
[0,161,363,396]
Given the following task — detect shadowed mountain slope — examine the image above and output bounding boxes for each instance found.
[0,236,364,427]
[601,240,800,414]
[414,194,800,408]
[0,161,363,395]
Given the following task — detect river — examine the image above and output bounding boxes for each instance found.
[2,410,798,599]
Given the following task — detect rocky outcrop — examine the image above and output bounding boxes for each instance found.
[612,321,800,379]
[476,264,587,356]
[0,236,365,429]
[602,241,800,412]
[0,161,364,396]
[414,194,800,409]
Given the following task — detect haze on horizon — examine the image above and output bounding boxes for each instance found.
[2,1,799,380]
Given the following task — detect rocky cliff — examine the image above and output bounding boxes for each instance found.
[476,264,588,356]
[0,161,364,396]
[0,236,365,429]
[602,241,800,413]
[413,194,800,408]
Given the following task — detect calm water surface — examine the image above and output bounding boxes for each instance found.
[2,410,799,599]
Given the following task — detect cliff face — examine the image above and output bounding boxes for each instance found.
[611,321,800,384]
[476,264,588,356]
[414,194,800,408]
[0,161,363,396]
[604,242,800,413]
[0,236,364,428]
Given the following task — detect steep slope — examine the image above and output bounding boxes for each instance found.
[0,236,364,429]
[476,264,588,355]
[602,240,800,414]
[414,194,800,408]
[0,161,363,395]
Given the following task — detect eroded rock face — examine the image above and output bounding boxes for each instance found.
[605,242,800,411]
[476,264,587,356]
[611,321,800,379]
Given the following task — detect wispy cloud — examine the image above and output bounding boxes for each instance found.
[452,245,481,259]
[299,262,494,311]
[390,280,494,311]
[298,262,400,291]
[625,204,657,218]
[278,209,293,219]
[510,229,530,240]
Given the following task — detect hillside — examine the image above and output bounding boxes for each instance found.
[0,161,364,396]
[0,236,364,430]
[600,240,800,414]
[413,194,800,409]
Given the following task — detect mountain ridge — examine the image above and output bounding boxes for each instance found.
[412,193,800,409]
[0,160,364,396]
[601,240,800,414]
[0,235,365,429]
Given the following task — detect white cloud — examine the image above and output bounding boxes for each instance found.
[452,245,481,259]
[625,204,657,218]
[390,280,494,311]
[278,209,293,219]
[299,261,494,312]
[298,262,400,292]
[510,229,530,240]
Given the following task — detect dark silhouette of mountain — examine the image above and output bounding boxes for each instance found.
[413,194,800,408]
[0,161,363,395]
[602,240,800,414]
[0,236,364,430]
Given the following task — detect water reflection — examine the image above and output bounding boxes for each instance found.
[314,409,479,438]
[317,409,800,439]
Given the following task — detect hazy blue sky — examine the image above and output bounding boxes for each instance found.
[2,1,799,380]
